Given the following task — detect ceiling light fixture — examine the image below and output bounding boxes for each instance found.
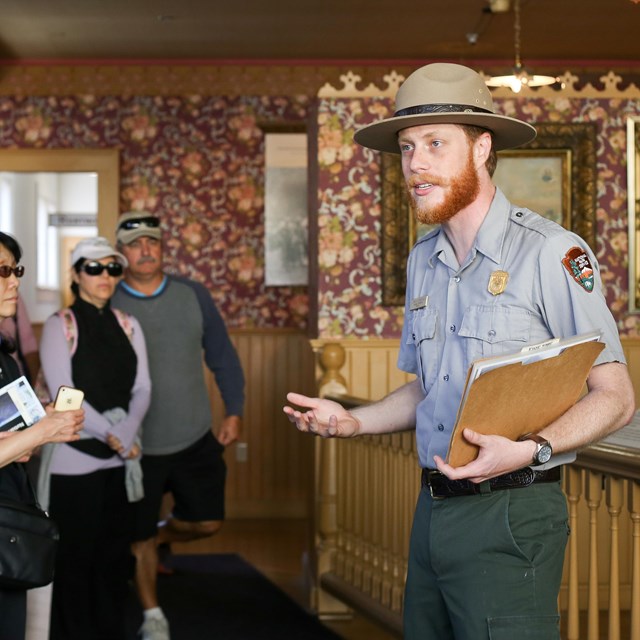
[486,0,558,93]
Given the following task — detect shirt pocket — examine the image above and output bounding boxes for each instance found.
[407,308,440,394]
[459,305,532,368]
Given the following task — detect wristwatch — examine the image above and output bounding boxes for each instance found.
[518,432,553,466]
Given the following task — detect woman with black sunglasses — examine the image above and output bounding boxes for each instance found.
[0,232,84,639]
[38,236,151,640]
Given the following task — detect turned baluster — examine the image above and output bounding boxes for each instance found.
[586,471,603,640]
[629,480,640,640]
[606,476,623,640]
[564,466,583,640]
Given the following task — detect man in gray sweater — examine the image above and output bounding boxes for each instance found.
[112,211,245,640]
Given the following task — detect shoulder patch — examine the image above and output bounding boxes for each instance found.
[561,246,594,292]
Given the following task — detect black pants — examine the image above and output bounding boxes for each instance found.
[49,467,134,640]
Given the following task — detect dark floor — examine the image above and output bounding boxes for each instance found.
[171,518,630,640]
[171,518,397,640]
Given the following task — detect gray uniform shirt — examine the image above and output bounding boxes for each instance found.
[398,188,625,469]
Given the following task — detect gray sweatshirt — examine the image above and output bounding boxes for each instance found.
[111,274,245,455]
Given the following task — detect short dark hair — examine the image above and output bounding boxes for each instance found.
[0,232,23,264]
[0,233,22,354]
[461,125,498,177]
[69,258,85,297]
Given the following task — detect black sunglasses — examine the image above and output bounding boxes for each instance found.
[81,261,124,277]
[118,216,160,231]
[0,265,25,279]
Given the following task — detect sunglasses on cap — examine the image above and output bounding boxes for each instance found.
[81,261,124,277]
[118,216,160,231]
[0,265,25,279]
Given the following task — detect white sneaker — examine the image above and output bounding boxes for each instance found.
[139,614,170,640]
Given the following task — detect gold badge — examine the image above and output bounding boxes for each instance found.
[488,270,509,296]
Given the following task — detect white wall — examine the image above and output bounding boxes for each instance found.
[0,171,97,323]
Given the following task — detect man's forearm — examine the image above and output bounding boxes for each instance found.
[351,378,423,435]
[539,362,635,454]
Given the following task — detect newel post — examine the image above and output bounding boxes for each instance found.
[313,342,351,617]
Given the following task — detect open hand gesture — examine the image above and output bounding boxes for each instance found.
[283,393,361,438]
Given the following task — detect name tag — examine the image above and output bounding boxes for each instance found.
[410,295,428,311]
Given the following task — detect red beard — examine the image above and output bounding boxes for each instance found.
[406,150,480,225]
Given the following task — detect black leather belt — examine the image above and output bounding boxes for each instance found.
[421,466,561,500]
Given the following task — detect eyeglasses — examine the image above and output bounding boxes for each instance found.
[81,261,124,277]
[118,216,160,231]
[0,265,25,279]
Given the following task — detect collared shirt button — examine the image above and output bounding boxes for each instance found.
[488,329,496,338]
[449,324,456,333]
[412,333,416,341]
[437,423,445,432]
[443,374,449,381]
[516,211,523,217]
[454,276,461,283]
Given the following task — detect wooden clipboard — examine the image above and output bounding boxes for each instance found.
[446,339,605,467]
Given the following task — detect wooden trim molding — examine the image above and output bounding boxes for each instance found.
[0,148,119,241]
[318,69,640,99]
[1,64,639,99]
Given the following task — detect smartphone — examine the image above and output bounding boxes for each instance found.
[54,386,85,411]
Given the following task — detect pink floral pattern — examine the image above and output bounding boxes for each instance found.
[0,94,310,329]
[317,95,640,338]
[0,89,638,338]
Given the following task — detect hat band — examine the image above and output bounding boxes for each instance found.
[394,103,494,118]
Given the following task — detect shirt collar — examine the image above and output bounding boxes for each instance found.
[74,295,111,314]
[473,187,510,265]
[119,275,168,298]
[425,187,511,269]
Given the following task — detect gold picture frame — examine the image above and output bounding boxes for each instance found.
[380,122,597,306]
[627,115,640,312]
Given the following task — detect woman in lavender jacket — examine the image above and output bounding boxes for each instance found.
[39,237,151,640]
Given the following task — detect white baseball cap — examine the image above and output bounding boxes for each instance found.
[70,236,128,268]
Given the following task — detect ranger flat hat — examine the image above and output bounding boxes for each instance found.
[354,63,536,154]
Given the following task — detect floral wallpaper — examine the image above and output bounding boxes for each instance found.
[1,81,639,338]
[317,94,640,339]
[0,94,310,329]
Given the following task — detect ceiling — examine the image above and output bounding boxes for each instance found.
[0,0,639,68]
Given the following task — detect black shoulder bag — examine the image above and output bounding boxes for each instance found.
[0,465,59,590]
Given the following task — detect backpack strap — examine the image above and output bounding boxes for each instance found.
[56,307,134,350]
[34,308,78,404]
[56,308,79,356]
[111,308,134,342]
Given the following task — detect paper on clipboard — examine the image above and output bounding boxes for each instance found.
[446,331,604,467]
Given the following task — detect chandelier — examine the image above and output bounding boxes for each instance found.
[485,0,558,93]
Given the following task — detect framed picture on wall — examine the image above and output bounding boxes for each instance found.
[264,131,308,287]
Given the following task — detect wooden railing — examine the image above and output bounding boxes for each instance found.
[311,340,640,640]
[563,443,640,639]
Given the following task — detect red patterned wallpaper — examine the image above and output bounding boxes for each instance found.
[317,94,640,338]
[1,80,639,337]
[0,94,310,329]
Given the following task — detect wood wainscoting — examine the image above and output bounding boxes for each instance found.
[32,322,316,520]
[208,328,317,519]
[307,337,640,639]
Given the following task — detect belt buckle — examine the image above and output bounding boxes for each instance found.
[427,470,445,500]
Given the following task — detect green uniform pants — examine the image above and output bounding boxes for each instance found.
[403,479,569,639]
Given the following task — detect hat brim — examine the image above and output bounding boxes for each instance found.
[117,227,162,245]
[76,248,129,269]
[353,112,537,154]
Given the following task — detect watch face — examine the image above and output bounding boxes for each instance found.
[537,444,553,464]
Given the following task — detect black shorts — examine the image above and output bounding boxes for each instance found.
[133,431,227,542]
